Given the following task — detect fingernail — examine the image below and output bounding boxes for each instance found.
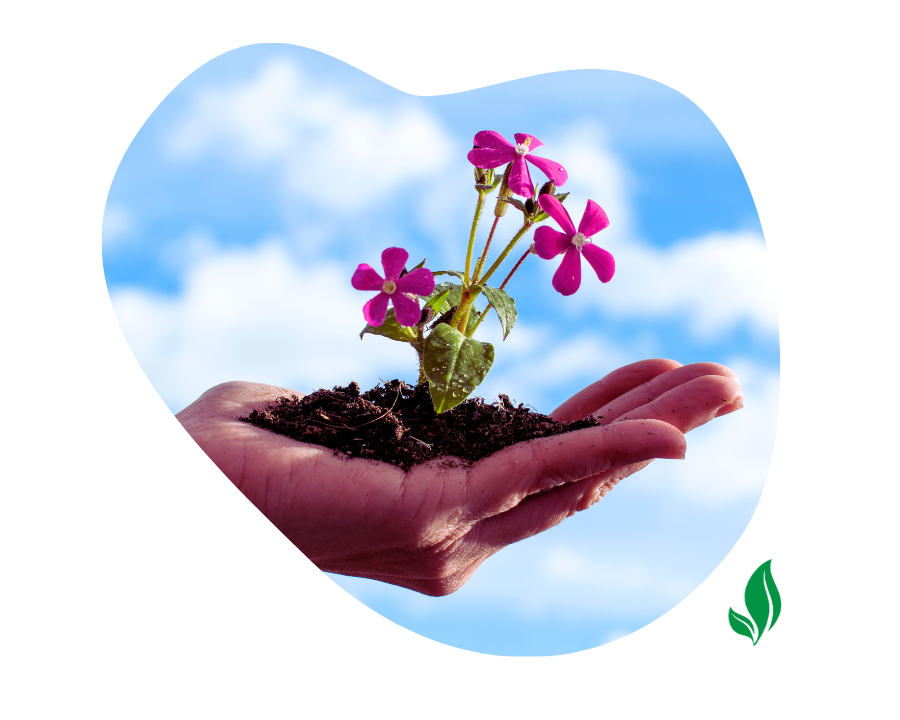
[715,398,744,417]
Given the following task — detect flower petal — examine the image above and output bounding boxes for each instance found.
[533,225,572,259]
[581,243,615,283]
[578,199,610,237]
[363,292,391,326]
[525,153,568,187]
[507,156,535,197]
[391,292,422,327]
[538,194,576,235]
[468,147,515,168]
[552,247,582,296]
[395,267,435,296]
[513,133,544,151]
[381,247,409,281]
[351,263,384,291]
[473,130,513,150]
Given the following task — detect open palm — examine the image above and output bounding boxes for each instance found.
[176,359,742,595]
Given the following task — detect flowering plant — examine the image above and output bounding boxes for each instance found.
[354,131,615,413]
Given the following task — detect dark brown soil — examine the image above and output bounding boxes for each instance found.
[240,379,600,470]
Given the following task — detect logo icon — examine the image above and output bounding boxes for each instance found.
[729,559,781,645]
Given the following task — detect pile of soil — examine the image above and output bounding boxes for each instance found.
[240,379,600,470]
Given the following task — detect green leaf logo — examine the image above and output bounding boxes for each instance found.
[729,559,781,645]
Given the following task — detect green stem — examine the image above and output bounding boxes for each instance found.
[478,222,533,286]
[464,191,486,285]
[472,215,500,283]
[412,323,431,386]
[466,306,487,337]
[458,305,472,333]
[466,247,532,338]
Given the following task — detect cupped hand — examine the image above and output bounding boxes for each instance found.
[176,359,742,595]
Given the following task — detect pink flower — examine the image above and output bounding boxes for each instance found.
[352,247,435,327]
[533,195,615,296]
[467,131,568,198]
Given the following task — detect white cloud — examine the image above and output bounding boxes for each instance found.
[607,231,777,339]
[508,126,775,342]
[110,240,418,412]
[547,122,633,244]
[457,542,696,619]
[164,58,455,211]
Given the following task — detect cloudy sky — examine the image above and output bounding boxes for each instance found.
[102,44,778,656]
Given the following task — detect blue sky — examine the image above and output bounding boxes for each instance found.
[102,44,778,656]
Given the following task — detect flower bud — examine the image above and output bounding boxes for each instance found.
[539,180,556,196]
[419,305,436,326]
[494,163,513,218]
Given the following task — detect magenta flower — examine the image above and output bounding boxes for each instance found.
[467,131,568,198]
[533,195,615,296]
[352,247,435,327]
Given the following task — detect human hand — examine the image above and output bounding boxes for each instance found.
[176,359,742,595]
[544,357,744,526]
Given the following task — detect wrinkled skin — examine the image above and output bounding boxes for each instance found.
[176,359,742,596]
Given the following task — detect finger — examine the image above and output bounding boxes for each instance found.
[550,359,682,422]
[595,362,741,426]
[609,374,744,434]
[715,397,745,417]
[469,459,654,551]
[465,419,685,520]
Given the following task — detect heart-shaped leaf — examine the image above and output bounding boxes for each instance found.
[360,308,417,343]
[481,286,517,339]
[423,323,494,413]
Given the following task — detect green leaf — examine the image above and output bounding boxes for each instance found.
[481,286,518,339]
[360,308,417,343]
[499,196,527,213]
[433,270,467,283]
[424,282,462,313]
[766,562,782,630]
[745,559,779,643]
[728,608,756,643]
[423,323,494,413]
[424,287,453,313]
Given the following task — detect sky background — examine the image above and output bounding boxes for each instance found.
[102,43,778,656]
